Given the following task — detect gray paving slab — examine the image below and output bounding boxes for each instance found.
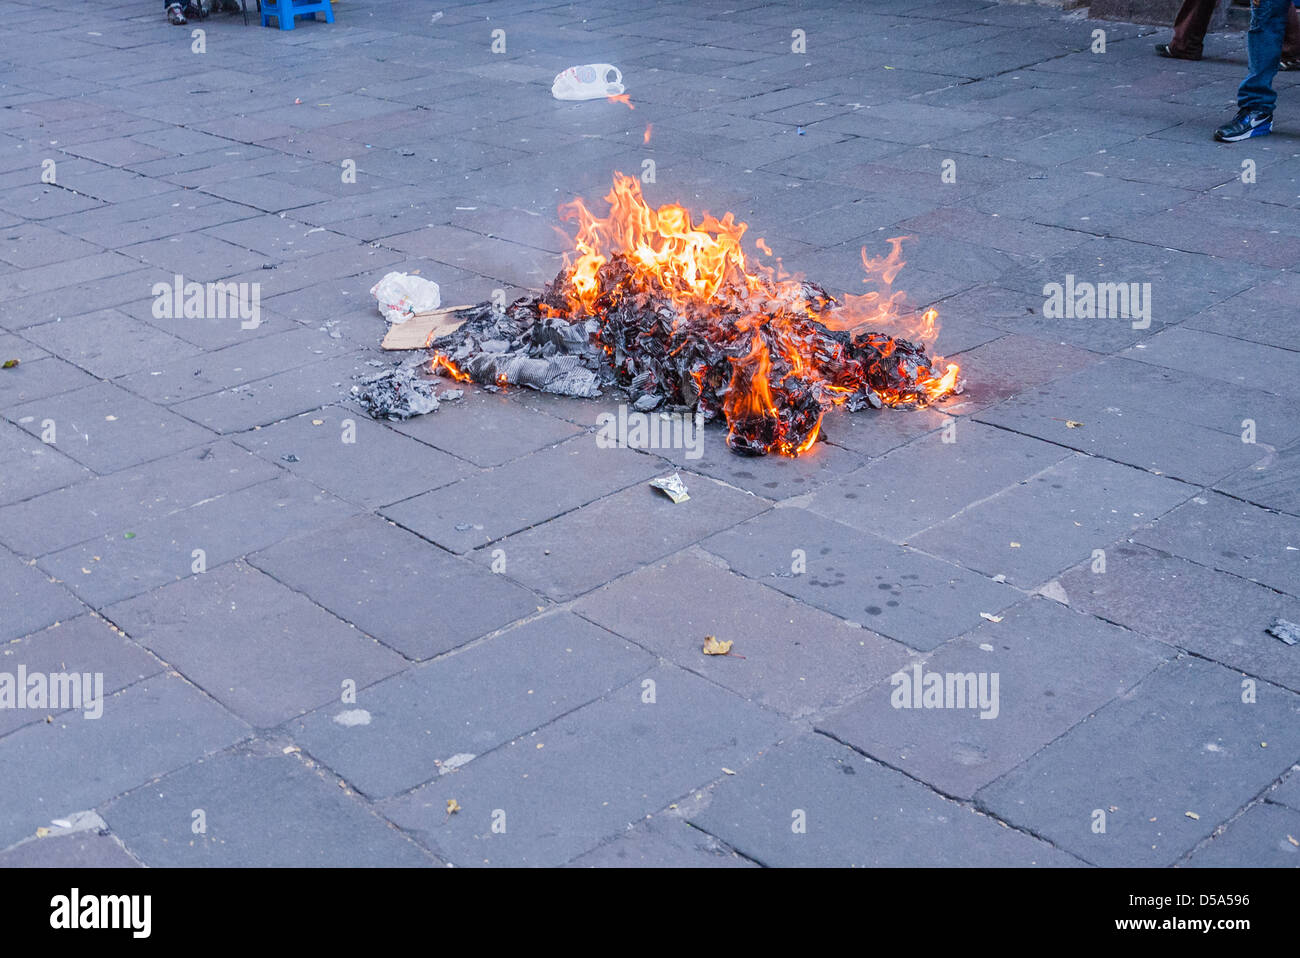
[23,308,201,380]
[234,406,476,509]
[170,353,372,435]
[806,420,1072,543]
[702,506,1018,651]
[1134,492,1300,598]
[1061,543,1300,694]
[249,513,541,661]
[910,454,1196,588]
[0,545,85,643]
[689,733,1079,866]
[1123,327,1300,403]
[0,419,91,509]
[977,657,1300,867]
[383,384,584,468]
[289,612,653,799]
[0,831,140,868]
[382,435,667,553]
[0,671,249,851]
[39,474,359,609]
[819,597,1170,799]
[6,381,216,476]
[102,742,435,867]
[1185,802,1300,867]
[379,665,792,866]
[0,439,278,558]
[0,614,163,738]
[1270,771,1300,812]
[567,815,757,868]
[975,362,1286,488]
[575,550,913,720]
[103,560,406,728]
[470,474,770,601]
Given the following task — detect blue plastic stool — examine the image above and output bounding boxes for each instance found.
[261,0,333,29]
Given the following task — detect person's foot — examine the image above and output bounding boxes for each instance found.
[166,2,187,23]
[1214,108,1273,142]
[1155,43,1201,61]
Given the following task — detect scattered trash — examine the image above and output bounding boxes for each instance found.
[353,364,441,420]
[1267,617,1300,646]
[1037,580,1070,606]
[332,709,371,727]
[1185,810,1200,821]
[123,532,135,540]
[702,635,733,656]
[381,305,474,350]
[439,753,474,774]
[552,64,624,101]
[650,473,690,503]
[430,10,443,22]
[446,798,461,815]
[721,767,736,775]
[2,359,18,369]
[979,613,1003,623]
[439,388,464,402]
[1066,420,1084,429]
[370,271,441,325]
[280,453,300,463]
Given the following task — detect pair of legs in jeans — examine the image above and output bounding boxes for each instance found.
[1171,0,1300,139]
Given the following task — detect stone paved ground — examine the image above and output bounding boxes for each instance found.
[0,0,1298,868]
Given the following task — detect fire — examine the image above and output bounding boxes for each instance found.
[606,94,634,110]
[430,353,471,382]
[433,173,962,456]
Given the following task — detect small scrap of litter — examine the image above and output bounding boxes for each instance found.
[702,635,733,656]
[650,473,689,503]
[1266,617,1300,646]
[353,364,440,421]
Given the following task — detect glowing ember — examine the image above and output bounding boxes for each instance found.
[427,172,963,457]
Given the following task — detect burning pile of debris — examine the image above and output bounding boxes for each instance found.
[383,173,962,457]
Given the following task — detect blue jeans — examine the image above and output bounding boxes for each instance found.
[1238,0,1296,111]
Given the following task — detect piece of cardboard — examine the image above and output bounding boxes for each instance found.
[380,306,475,350]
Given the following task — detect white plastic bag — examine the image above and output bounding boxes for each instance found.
[370,271,440,325]
[552,64,624,101]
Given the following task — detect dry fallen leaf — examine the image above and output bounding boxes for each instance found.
[2,359,18,369]
[35,827,50,838]
[446,799,461,815]
[979,613,1003,623]
[702,635,733,656]
[1287,834,1299,847]
[721,768,736,776]
[1185,811,1200,821]
[1065,420,1084,429]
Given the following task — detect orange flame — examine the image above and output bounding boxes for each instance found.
[607,94,634,110]
[554,173,959,425]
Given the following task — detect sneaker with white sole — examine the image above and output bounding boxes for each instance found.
[1214,108,1273,142]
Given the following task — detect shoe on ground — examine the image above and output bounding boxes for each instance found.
[1155,43,1201,61]
[1214,108,1273,142]
[1281,56,1300,71]
[167,2,186,23]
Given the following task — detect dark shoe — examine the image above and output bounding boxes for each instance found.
[167,2,186,23]
[1214,108,1273,142]
[184,0,204,18]
[1281,56,1300,71]
[1155,43,1201,61]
